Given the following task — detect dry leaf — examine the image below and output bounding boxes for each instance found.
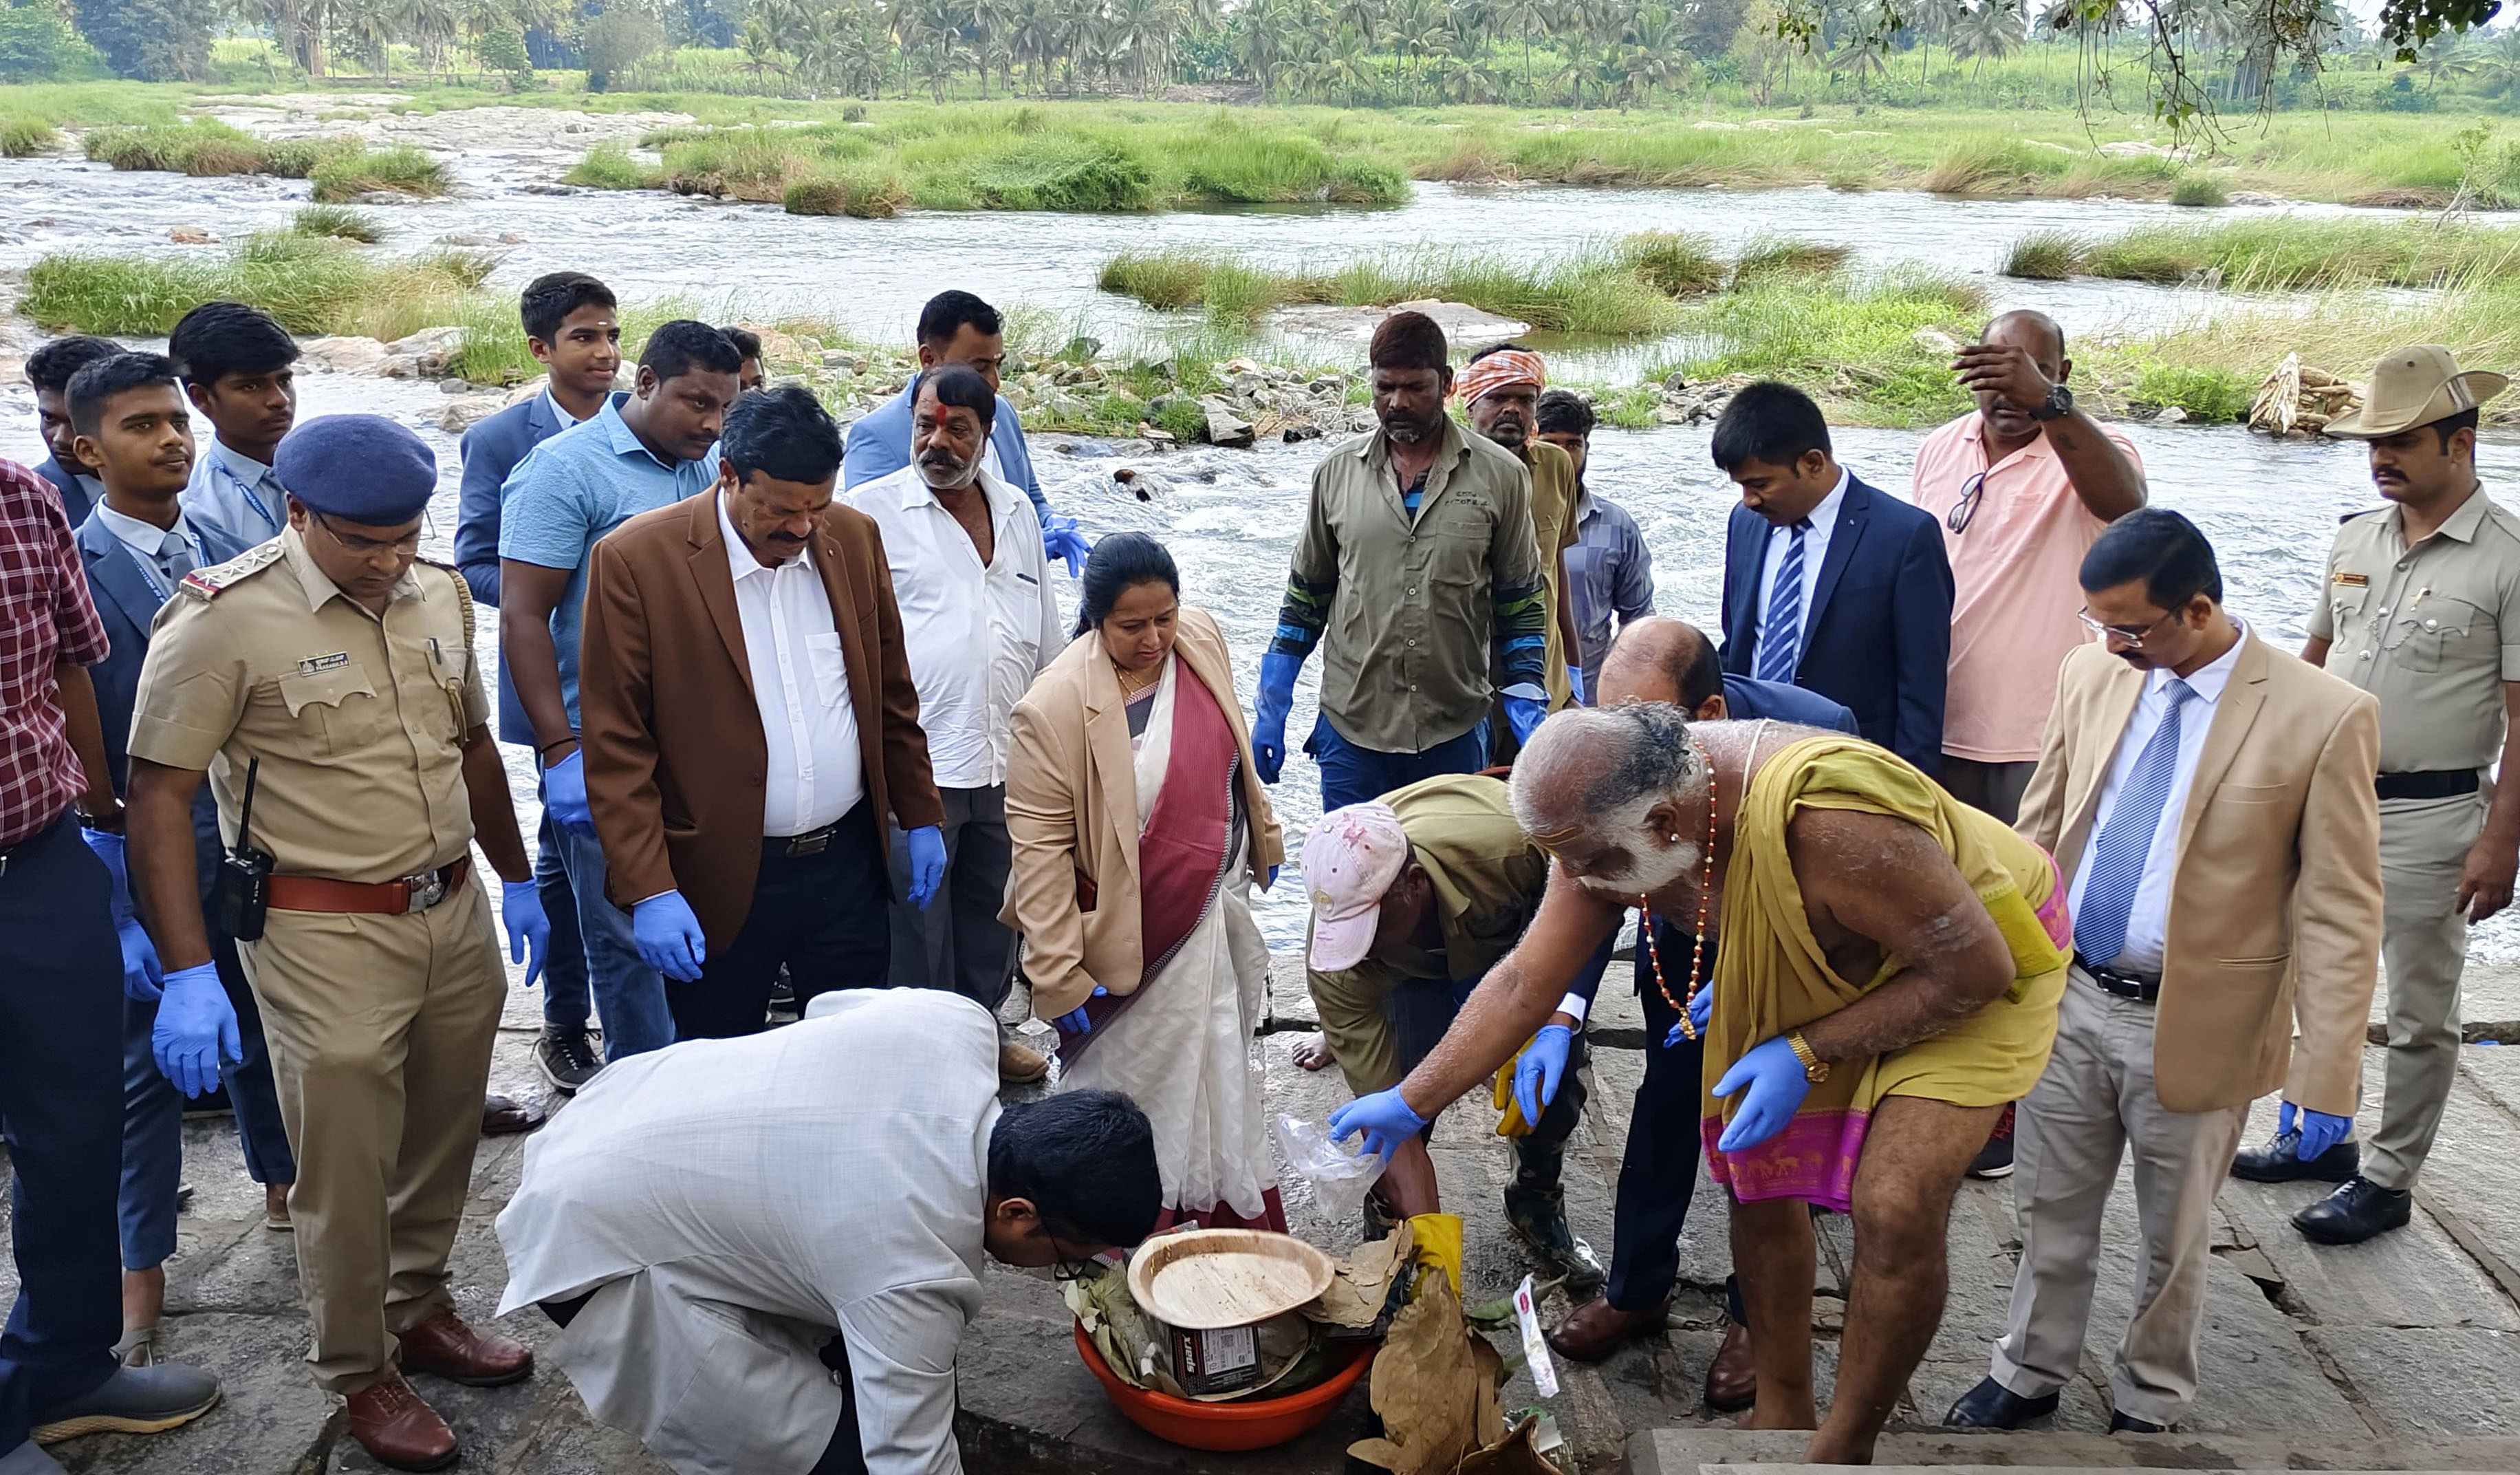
[1347,1275,1485,1475]
[1307,1225,1413,1329]
[1459,1415,1565,1474]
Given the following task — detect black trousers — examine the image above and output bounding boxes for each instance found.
[0,812,125,1451]
[666,802,891,1040]
[1607,914,1710,1313]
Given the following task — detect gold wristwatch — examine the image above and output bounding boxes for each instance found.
[1786,1031,1829,1083]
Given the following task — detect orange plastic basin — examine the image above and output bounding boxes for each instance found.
[1072,1320,1376,1452]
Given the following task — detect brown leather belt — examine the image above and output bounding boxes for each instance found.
[268,858,470,915]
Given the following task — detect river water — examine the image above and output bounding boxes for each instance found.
[5,115,2517,958]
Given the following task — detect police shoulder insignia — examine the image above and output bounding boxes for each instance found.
[177,541,285,601]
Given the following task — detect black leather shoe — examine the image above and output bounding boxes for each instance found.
[2230,1128,2359,1184]
[2109,1411,2167,1434]
[1944,1377,2059,1428]
[2294,1176,2412,1245]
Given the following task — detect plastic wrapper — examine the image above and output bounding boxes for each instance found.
[1274,1112,1387,1226]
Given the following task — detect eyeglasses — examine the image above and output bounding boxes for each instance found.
[2076,607,2178,649]
[1945,472,1988,534]
[311,511,424,557]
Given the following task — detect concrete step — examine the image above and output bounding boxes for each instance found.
[1626,1428,2520,1472]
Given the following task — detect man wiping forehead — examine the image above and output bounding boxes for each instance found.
[497,989,1161,1474]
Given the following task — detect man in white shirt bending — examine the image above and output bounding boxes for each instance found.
[849,365,1067,1083]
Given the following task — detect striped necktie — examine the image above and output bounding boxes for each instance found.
[1755,519,1810,684]
[2073,678,2197,970]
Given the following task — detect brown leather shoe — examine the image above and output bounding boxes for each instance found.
[344,1372,458,1472]
[999,1040,1050,1084]
[398,1311,534,1388]
[1546,1294,1670,1363]
[1706,1315,1757,1412]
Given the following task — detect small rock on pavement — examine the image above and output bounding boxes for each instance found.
[169,226,218,244]
[298,335,391,374]
[1198,396,1256,449]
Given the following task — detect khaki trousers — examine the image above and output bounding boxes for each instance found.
[239,876,506,1394]
[2367,793,2485,1192]
[1989,969,2248,1426]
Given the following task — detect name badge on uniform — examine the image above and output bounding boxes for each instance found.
[297,652,352,674]
[2333,572,2369,588]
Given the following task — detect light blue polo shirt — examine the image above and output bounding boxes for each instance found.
[498,392,721,724]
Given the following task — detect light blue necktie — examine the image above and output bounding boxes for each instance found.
[1755,519,1810,684]
[2074,678,2197,969]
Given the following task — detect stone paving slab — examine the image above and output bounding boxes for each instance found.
[1629,1428,2520,1472]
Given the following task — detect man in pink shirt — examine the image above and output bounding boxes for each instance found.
[1912,310,2148,826]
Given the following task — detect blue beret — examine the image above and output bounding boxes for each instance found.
[272,413,436,524]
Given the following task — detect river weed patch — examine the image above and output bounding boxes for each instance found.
[23,235,488,341]
[309,144,449,202]
[2072,217,2520,290]
[2002,230,2089,279]
[1658,269,1990,426]
[0,118,56,156]
[291,204,382,242]
[1618,232,1727,296]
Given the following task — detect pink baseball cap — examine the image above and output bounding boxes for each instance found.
[1302,801,1410,973]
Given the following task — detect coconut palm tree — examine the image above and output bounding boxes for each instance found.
[1830,21,1891,102]
[1489,0,1547,94]
[2473,26,2520,109]
[1951,0,2023,82]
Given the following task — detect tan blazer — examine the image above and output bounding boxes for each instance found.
[579,490,944,948]
[2017,629,2382,1115]
[1001,606,1284,1018]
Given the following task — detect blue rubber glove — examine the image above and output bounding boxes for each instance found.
[1711,1035,1814,1152]
[1041,514,1091,577]
[1512,1022,1575,1124]
[1329,1087,1428,1164]
[541,748,596,837]
[1252,650,1300,785]
[906,825,947,909]
[2292,1104,2353,1161]
[153,962,241,1099]
[85,828,164,1002]
[1663,983,1714,1048]
[632,890,707,980]
[1056,984,1111,1035]
[501,879,550,990]
[1504,692,1547,746]
[1566,665,1586,707]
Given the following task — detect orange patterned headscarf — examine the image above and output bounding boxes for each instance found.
[1455,347,1545,407]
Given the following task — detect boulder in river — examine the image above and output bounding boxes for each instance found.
[168,226,218,245]
[440,396,506,433]
[1272,299,1530,351]
[1198,396,1257,449]
[1112,467,1171,502]
[380,325,466,380]
[298,336,391,374]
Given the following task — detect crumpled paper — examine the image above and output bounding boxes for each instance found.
[1461,1414,1565,1474]
[1347,1272,1506,1475]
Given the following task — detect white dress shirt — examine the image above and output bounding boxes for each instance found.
[1755,467,1850,652]
[182,436,288,552]
[720,495,865,836]
[846,464,1063,790]
[2065,621,2250,976]
[93,502,209,597]
[497,989,1000,1475]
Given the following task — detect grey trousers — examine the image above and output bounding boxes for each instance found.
[884,783,1017,1013]
[1938,755,2039,826]
[1989,968,2248,1427]
[2366,792,2486,1191]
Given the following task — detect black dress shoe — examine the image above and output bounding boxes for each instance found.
[2230,1128,2360,1184]
[1944,1376,2059,1428]
[2109,1411,2167,1434]
[2294,1176,2412,1245]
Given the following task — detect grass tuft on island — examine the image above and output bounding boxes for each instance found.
[2007,217,2520,290]
[291,204,382,243]
[22,235,493,340]
[82,120,448,200]
[1097,244,1682,336]
[1,118,58,157]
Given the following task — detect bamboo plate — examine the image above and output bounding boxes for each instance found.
[1127,1229,1339,1331]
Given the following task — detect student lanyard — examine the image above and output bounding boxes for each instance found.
[128,525,210,605]
[208,452,278,535]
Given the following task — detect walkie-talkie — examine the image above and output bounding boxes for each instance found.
[208,757,274,941]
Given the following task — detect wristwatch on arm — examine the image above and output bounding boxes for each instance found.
[2029,383,2074,422]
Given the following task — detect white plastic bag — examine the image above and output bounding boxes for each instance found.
[1272,1113,1387,1227]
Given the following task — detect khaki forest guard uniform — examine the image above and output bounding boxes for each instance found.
[2310,487,2520,1191]
[129,527,507,1393]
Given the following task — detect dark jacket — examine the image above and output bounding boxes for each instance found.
[74,506,246,892]
[36,453,96,526]
[454,391,572,743]
[1719,473,1953,774]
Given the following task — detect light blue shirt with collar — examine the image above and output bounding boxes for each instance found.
[92,502,210,601]
[1754,466,1849,656]
[183,436,289,553]
[497,391,724,724]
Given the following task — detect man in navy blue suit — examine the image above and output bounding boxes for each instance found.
[1714,381,1953,774]
[62,351,297,1353]
[450,270,620,1096]
[841,290,1091,574]
[27,334,122,526]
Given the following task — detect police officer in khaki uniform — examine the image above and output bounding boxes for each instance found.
[2230,347,2517,1245]
[122,415,550,1472]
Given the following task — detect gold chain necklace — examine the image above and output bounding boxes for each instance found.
[1640,735,1719,1044]
[1114,660,1161,696]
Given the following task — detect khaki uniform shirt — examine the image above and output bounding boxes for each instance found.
[1528,440,1579,711]
[1291,420,1544,752]
[2309,486,2520,775]
[1311,774,1549,996]
[129,528,490,884]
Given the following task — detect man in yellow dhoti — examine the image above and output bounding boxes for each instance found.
[1331,704,2068,1465]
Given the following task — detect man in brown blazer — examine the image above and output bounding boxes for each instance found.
[579,386,946,1039]
[1946,508,2381,1435]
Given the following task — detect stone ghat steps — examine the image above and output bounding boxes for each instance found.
[1628,1428,2520,1473]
